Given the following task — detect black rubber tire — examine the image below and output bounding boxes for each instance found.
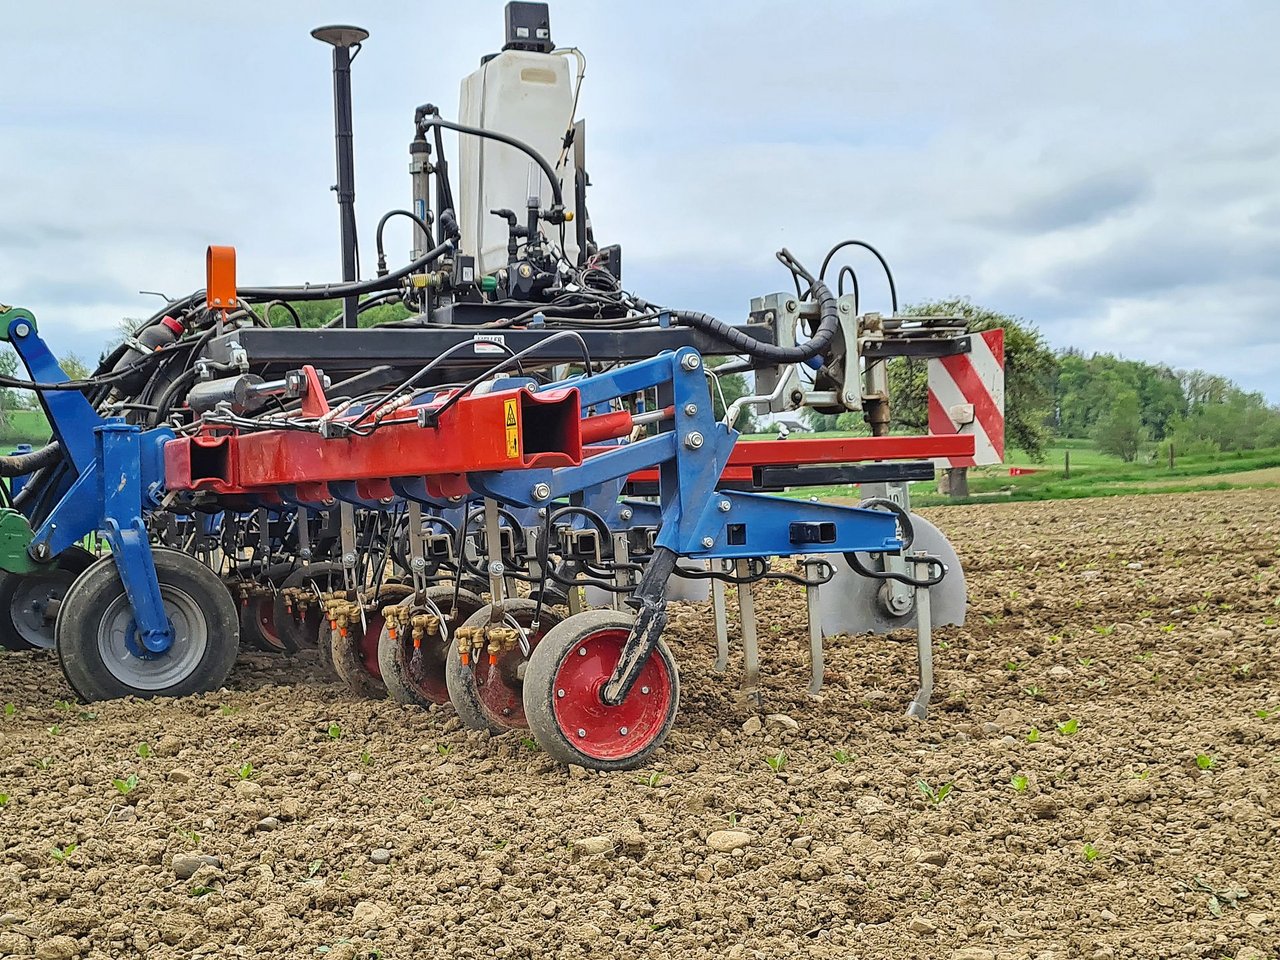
[237,562,297,654]
[445,598,562,732]
[272,562,344,655]
[0,546,96,651]
[523,608,680,772]
[55,548,239,702]
[379,585,485,709]
[328,585,412,699]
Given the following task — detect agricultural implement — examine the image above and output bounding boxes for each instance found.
[0,3,991,769]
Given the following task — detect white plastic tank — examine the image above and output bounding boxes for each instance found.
[458,49,579,277]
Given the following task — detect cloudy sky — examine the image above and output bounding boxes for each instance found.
[3,1,1278,398]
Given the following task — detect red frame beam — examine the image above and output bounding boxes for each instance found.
[165,385,592,500]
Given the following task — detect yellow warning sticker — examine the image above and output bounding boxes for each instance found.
[504,398,519,458]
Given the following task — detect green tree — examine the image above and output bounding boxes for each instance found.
[60,352,91,381]
[1093,389,1146,462]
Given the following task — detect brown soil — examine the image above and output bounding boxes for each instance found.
[1,490,1278,960]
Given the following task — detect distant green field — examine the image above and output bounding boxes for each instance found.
[0,409,51,447]
[775,435,1280,506]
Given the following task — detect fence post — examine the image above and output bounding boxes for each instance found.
[1064,450,1071,479]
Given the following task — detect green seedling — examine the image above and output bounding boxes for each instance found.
[219,705,239,717]
[831,749,853,764]
[0,793,10,807]
[637,771,665,788]
[1026,727,1042,743]
[50,843,77,863]
[237,762,254,780]
[1024,685,1045,700]
[1056,718,1079,736]
[1082,842,1100,862]
[726,812,739,828]
[54,699,73,712]
[1047,634,1064,644]
[36,757,53,770]
[1010,774,1028,792]
[518,737,540,753]
[190,885,215,898]
[113,774,139,795]
[1092,624,1115,637]
[78,711,97,721]
[1130,769,1151,780]
[1077,657,1093,667]
[360,749,374,766]
[435,743,453,757]
[327,723,342,740]
[1158,624,1175,634]
[1255,707,1276,720]
[765,752,787,774]
[308,859,324,878]
[136,743,152,759]
[3,702,15,717]
[1004,661,1020,672]
[916,779,954,804]
[182,830,200,845]
[1195,753,1216,770]
[47,724,62,736]
[1135,651,1155,662]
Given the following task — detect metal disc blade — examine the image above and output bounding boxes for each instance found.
[816,513,966,636]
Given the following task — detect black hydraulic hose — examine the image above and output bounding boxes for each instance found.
[151,367,202,424]
[262,300,303,328]
[0,442,62,477]
[375,209,435,275]
[414,106,566,211]
[818,239,898,313]
[236,240,453,302]
[670,277,841,364]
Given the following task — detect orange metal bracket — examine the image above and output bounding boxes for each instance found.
[206,245,238,311]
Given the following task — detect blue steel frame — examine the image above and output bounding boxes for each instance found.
[470,348,902,561]
[2,309,176,653]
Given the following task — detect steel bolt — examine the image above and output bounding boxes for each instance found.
[680,353,701,371]
[619,508,633,521]
[12,322,30,338]
[684,432,704,450]
[843,391,859,406]
[342,552,356,566]
[532,482,551,501]
[489,561,505,576]
[578,647,587,656]
[785,299,798,312]
[557,688,565,698]
[641,686,650,695]
[839,302,851,314]
[577,728,586,738]
[718,500,731,513]
[683,403,698,416]
[619,727,629,736]
[701,536,714,549]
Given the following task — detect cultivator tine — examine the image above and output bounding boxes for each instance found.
[905,552,935,720]
[803,557,825,695]
[711,562,730,674]
[407,501,428,596]
[736,559,762,710]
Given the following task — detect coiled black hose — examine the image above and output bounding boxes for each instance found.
[670,277,840,363]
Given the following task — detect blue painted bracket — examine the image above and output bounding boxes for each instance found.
[2,309,176,652]
[471,347,901,560]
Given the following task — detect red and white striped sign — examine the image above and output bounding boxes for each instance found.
[928,328,1005,466]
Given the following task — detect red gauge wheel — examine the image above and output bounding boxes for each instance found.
[523,609,680,770]
[445,599,563,732]
[380,585,485,708]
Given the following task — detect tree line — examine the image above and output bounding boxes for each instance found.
[802,298,1280,463]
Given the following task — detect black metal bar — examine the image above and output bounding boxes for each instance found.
[752,459,936,490]
[312,25,369,329]
[201,323,779,373]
